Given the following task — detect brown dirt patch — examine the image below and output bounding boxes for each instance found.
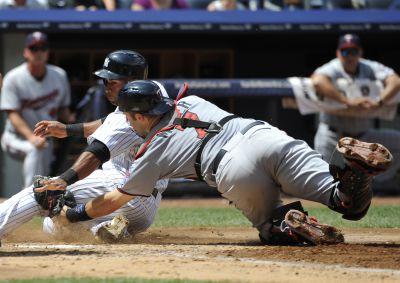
[1,197,400,282]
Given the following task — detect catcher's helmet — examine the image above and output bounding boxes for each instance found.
[94,50,148,80]
[118,80,174,115]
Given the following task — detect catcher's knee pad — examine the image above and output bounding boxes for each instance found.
[328,137,392,220]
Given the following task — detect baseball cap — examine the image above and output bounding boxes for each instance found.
[337,34,361,50]
[25,31,48,48]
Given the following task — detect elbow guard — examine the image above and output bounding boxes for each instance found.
[84,140,110,163]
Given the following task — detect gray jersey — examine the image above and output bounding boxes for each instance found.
[314,58,395,133]
[0,63,71,134]
[120,95,254,196]
[88,80,170,186]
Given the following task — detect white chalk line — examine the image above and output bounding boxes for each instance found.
[11,243,400,277]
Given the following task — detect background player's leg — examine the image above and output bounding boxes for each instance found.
[314,123,337,161]
[362,129,400,193]
[23,142,53,188]
[0,131,53,187]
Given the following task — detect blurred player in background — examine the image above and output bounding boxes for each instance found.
[0,31,72,187]
[311,33,400,193]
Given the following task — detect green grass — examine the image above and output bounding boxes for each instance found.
[152,207,251,227]
[1,278,220,283]
[151,205,400,229]
[307,206,400,228]
[25,205,400,230]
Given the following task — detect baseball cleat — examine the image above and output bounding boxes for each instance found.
[284,209,344,245]
[337,137,392,174]
[96,214,130,243]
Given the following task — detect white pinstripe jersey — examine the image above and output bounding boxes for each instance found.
[88,108,143,178]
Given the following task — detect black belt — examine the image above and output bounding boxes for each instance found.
[212,121,265,174]
[173,114,238,181]
[328,126,365,139]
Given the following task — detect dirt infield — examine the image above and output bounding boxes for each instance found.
[1,198,400,282]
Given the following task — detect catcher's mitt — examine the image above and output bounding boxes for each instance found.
[33,175,77,217]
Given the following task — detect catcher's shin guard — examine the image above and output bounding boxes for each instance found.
[328,137,392,220]
[96,214,130,243]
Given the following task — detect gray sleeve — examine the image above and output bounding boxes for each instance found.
[366,60,395,82]
[60,69,71,107]
[119,158,161,197]
[313,59,338,80]
[119,139,165,196]
[0,74,20,111]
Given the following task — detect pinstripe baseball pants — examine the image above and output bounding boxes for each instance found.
[0,169,165,239]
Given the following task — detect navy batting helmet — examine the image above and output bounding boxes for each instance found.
[94,50,148,80]
[118,80,174,115]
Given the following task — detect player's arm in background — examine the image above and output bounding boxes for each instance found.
[33,118,104,139]
[380,73,400,104]
[370,60,400,105]
[0,73,47,148]
[56,70,75,124]
[311,74,349,105]
[311,69,374,108]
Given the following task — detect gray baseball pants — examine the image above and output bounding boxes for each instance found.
[215,124,334,240]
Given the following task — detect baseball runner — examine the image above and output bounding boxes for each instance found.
[311,34,400,193]
[0,50,167,243]
[37,80,392,245]
[0,31,72,187]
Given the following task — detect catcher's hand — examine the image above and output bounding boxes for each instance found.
[34,120,67,138]
[33,176,76,217]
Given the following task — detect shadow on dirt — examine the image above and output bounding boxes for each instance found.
[0,249,99,257]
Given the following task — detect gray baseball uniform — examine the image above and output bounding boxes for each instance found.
[0,63,71,187]
[313,58,400,191]
[119,95,334,239]
[0,81,169,240]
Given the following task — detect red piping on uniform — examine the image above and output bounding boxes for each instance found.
[175,82,189,103]
[135,83,189,159]
[135,124,176,159]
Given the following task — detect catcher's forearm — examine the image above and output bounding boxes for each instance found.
[86,190,133,218]
[67,190,133,221]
